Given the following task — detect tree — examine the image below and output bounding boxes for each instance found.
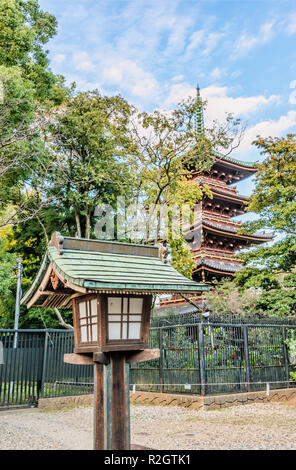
[0,0,70,228]
[208,134,296,318]
[44,91,135,240]
[239,134,296,274]
[0,0,70,327]
[127,96,245,277]
[0,0,66,103]
[246,134,296,235]
[0,66,57,231]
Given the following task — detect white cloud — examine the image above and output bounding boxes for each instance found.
[202,32,225,55]
[72,51,95,72]
[52,54,66,64]
[172,74,184,82]
[185,27,224,58]
[285,12,296,35]
[186,30,204,52]
[164,82,195,107]
[202,85,280,122]
[236,110,296,155]
[164,83,280,120]
[210,67,225,80]
[102,60,159,100]
[165,16,194,55]
[231,21,275,59]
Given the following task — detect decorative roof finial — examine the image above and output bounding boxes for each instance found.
[195,83,204,137]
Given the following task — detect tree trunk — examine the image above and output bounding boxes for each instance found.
[54,308,73,329]
[74,202,82,238]
[85,211,91,239]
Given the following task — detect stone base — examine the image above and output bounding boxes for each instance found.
[38,394,93,410]
[130,391,204,410]
[37,388,296,411]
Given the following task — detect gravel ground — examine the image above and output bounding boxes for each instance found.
[0,401,296,450]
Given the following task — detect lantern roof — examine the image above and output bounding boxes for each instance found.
[21,232,209,309]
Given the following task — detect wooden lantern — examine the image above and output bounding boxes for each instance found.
[21,232,209,450]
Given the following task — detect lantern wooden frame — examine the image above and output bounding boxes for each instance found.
[73,293,152,354]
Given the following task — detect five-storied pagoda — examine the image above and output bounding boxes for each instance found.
[160,87,273,309]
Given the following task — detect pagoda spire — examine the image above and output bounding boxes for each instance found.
[195,84,204,137]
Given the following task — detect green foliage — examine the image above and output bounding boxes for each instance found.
[0,0,61,101]
[235,268,280,290]
[255,286,296,317]
[239,237,296,273]
[168,236,196,279]
[246,134,296,236]
[46,91,134,239]
[285,329,296,360]
[207,274,296,318]
[285,329,296,381]
[206,278,262,316]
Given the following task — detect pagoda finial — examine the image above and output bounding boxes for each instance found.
[194,84,204,137]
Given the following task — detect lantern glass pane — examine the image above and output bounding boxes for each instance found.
[92,324,98,342]
[108,297,121,313]
[122,322,127,340]
[129,298,143,314]
[108,314,121,321]
[108,323,121,340]
[90,298,97,316]
[80,326,87,342]
[129,315,142,321]
[123,298,128,314]
[128,322,141,339]
[79,301,87,318]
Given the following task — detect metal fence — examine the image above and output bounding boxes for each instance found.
[130,315,296,395]
[1,315,296,408]
[0,330,93,409]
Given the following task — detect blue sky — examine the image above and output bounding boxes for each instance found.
[39,0,296,199]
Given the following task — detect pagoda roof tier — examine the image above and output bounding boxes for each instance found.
[184,217,273,243]
[203,220,273,242]
[194,259,242,274]
[211,151,257,183]
[194,176,239,194]
[214,151,256,168]
[193,251,242,265]
[209,187,249,203]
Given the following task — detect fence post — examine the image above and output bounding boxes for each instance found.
[282,326,290,387]
[40,330,49,399]
[159,328,163,393]
[198,323,206,396]
[243,326,251,392]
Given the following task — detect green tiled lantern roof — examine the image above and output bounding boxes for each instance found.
[21,233,209,307]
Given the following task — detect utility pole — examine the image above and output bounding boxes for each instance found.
[10,258,22,398]
[13,258,22,347]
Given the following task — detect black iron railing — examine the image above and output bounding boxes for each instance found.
[1,314,296,408]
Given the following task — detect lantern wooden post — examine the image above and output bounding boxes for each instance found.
[65,349,160,450]
[94,362,106,449]
[94,354,130,451]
